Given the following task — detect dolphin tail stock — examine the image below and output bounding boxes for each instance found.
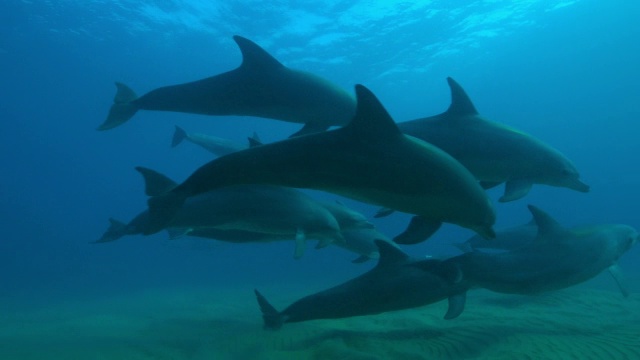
[97,82,139,131]
[145,191,186,235]
[254,289,287,330]
[92,218,128,243]
[171,125,188,147]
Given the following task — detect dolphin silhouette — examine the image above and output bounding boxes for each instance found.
[255,240,468,329]
[98,36,355,136]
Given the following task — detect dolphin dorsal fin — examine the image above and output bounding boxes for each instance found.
[445,77,479,117]
[135,167,178,196]
[346,85,402,138]
[375,240,408,267]
[233,35,284,71]
[528,205,565,241]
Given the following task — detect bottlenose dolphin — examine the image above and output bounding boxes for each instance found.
[397,78,590,202]
[255,240,469,329]
[97,167,357,258]
[449,205,637,296]
[171,125,248,156]
[98,36,355,136]
[454,218,537,253]
[170,226,395,263]
[146,85,496,243]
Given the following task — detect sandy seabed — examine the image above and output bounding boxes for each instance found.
[1,284,639,360]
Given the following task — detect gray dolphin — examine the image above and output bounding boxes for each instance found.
[454,218,537,253]
[449,205,637,296]
[97,167,355,258]
[171,226,395,263]
[255,240,469,330]
[398,78,590,202]
[98,36,355,136]
[171,125,248,156]
[146,85,496,243]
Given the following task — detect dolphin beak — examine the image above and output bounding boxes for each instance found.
[569,179,590,192]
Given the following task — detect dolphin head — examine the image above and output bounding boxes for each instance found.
[612,225,639,257]
[536,145,590,193]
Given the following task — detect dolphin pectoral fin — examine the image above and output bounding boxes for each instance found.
[145,192,186,235]
[393,216,442,244]
[288,123,329,138]
[374,207,395,218]
[479,181,502,190]
[608,264,630,298]
[294,228,306,259]
[499,179,533,202]
[97,82,139,131]
[254,289,286,330]
[351,255,371,264]
[444,292,467,320]
[315,236,333,249]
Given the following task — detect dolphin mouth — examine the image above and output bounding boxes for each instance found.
[569,179,590,192]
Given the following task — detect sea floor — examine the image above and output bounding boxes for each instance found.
[1,284,639,360]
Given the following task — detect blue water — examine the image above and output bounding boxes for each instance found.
[2,0,639,324]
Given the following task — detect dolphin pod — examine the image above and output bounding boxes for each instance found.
[98,36,355,136]
[255,240,469,330]
[146,84,496,243]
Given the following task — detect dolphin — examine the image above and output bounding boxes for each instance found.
[397,78,590,202]
[96,167,358,258]
[171,125,248,156]
[146,85,496,243]
[453,218,538,253]
[449,205,638,296]
[254,240,469,330]
[170,226,396,263]
[98,36,355,136]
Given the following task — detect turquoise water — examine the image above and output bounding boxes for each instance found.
[2,1,640,358]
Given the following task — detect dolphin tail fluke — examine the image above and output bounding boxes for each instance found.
[254,289,286,330]
[97,82,139,131]
[92,218,127,243]
[145,192,185,235]
[172,125,188,147]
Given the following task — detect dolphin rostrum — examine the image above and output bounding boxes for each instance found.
[146,85,496,243]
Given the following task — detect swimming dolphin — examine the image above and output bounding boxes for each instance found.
[255,240,469,330]
[397,78,590,202]
[170,226,395,263]
[171,125,248,156]
[453,218,538,253]
[98,36,355,136]
[449,205,637,296]
[146,85,496,243]
[96,167,358,258]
